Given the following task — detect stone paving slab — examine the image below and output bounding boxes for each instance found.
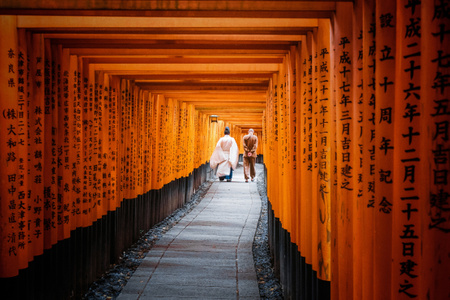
[148,273,237,287]
[141,284,237,299]
[149,250,237,260]
[117,164,261,300]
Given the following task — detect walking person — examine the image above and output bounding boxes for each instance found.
[209,126,239,182]
[243,128,258,182]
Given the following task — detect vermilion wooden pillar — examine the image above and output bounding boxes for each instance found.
[271,73,280,222]
[180,102,187,178]
[352,1,364,298]
[265,78,275,215]
[167,98,175,185]
[58,43,71,240]
[89,62,97,222]
[101,73,113,212]
[310,29,319,276]
[121,79,131,199]
[294,43,302,249]
[300,32,313,271]
[110,76,119,210]
[374,0,396,299]
[130,84,139,199]
[79,56,89,227]
[334,3,355,299]
[42,38,54,249]
[392,1,423,299]
[71,54,83,228]
[421,1,450,299]
[142,90,151,194]
[28,33,45,258]
[187,103,195,173]
[362,0,376,299]
[316,18,332,282]
[289,44,300,248]
[152,94,162,190]
[278,56,290,236]
[172,99,180,180]
[17,28,30,271]
[0,15,20,278]
[96,71,107,218]
[160,95,168,186]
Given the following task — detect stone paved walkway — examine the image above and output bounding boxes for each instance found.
[117,164,261,299]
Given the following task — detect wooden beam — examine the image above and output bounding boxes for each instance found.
[187,104,265,109]
[162,93,266,100]
[17,16,319,29]
[192,103,266,109]
[178,98,266,103]
[87,57,283,64]
[45,33,307,41]
[224,121,262,126]
[1,1,342,14]
[136,83,268,91]
[43,27,314,35]
[58,40,293,51]
[68,48,289,55]
[197,107,265,112]
[91,63,279,72]
[1,9,335,19]
[154,91,265,97]
[135,79,270,85]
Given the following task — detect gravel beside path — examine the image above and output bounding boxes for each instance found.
[83,163,283,299]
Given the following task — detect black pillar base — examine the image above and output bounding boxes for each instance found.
[0,163,211,300]
[267,199,330,300]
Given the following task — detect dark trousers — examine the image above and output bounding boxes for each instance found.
[219,168,233,180]
[243,156,256,180]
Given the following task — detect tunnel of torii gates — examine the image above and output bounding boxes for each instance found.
[0,0,448,299]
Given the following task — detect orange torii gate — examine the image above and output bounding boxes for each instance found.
[263,2,449,300]
[0,17,227,298]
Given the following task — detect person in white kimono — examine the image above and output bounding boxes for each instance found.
[209,126,239,182]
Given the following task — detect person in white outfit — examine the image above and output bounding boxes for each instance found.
[209,126,239,182]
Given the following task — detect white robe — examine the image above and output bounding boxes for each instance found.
[209,135,239,177]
